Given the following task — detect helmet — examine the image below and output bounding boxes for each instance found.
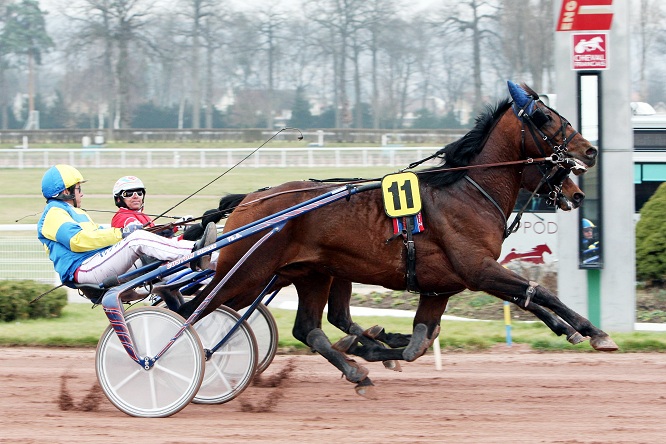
[41,165,86,199]
[113,176,146,197]
[113,176,146,208]
[582,218,596,229]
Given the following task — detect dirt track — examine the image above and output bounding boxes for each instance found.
[1,347,666,443]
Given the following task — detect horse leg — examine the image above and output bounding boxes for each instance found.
[323,278,403,371]
[472,259,617,351]
[332,293,448,364]
[528,284,615,350]
[290,273,376,398]
[486,290,586,345]
[524,304,587,345]
[401,295,448,362]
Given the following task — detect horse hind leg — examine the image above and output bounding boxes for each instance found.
[292,274,377,398]
[306,329,377,398]
[335,323,404,371]
[325,278,403,370]
[363,325,411,348]
[339,294,446,364]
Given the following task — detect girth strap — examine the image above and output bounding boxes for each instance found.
[403,216,419,292]
[385,216,420,293]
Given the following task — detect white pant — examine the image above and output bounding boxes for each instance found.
[75,230,195,284]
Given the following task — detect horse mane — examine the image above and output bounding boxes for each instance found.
[182,193,247,241]
[418,98,513,188]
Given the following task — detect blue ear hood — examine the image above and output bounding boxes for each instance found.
[507,80,535,115]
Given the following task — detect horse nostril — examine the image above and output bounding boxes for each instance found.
[586,146,598,158]
[574,192,585,205]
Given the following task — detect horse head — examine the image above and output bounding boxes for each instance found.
[508,81,593,210]
[538,243,553,255]
[507,80,598,171]
[521,166,585,210]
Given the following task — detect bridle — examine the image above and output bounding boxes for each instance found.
[503,97,582,237]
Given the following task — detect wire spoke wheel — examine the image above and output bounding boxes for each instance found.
[192,305,258,404]
[237,304,279,374]
[95,307,204,418]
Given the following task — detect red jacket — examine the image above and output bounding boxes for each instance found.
[111,208,155,229]
[111,208,179,238]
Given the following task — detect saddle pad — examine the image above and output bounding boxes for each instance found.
[392,213,425,236]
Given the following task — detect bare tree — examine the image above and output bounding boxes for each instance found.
[175,0,219,129]
[1,0,54,129]
[63,0,156,129]
[363,0,397,129]
[256,6,288,129]
[304,0,369,128]
[632,0,665,101]
[0,0,11,129]
[378,17,420,129]
[439,0,500,114]
[498,0,553,93]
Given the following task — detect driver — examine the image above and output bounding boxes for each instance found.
[111,175,183,238]
[37,164,217,287]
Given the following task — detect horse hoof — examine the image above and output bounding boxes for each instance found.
[332,334,358,352]
[383,360,402,372]
[590,336,619,352]
[566,332,588,345]
[355,379,378,400]
[344,358,370,383]
[363,325,384,339]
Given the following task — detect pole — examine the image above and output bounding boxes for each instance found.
[432,333,442,371]
[504,301,512,347]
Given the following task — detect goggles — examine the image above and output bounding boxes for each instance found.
[121,189,145,198]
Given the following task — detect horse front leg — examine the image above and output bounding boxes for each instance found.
[487,290,586,345]
[291,274,376,398]
[473,259,617,351]
[325,278,403,371]
[401,294,448,361]
[329,287,448,364]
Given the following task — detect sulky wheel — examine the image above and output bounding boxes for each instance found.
[192,305,258,404]
[95,306,205,418]
[237,304,279,375]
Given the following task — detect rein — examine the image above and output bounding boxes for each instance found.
[175,155,559,228]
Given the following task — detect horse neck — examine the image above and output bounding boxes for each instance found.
[466,113,524,217]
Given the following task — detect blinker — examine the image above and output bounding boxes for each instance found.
[531,109,549,128]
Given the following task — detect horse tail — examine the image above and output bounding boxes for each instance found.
[182,193,248,241]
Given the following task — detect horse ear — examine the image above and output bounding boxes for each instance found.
[507,80,529,108]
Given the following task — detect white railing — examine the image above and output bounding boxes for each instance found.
[0,225,59,284]
[0,146,445,284]
[0,147,443,169]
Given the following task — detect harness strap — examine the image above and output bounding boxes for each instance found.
[403,217,419,292]
[464,176,510,238]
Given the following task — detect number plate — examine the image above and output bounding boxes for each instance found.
[381,172,422,217]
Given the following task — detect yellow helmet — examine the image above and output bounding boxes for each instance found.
[41,164,86,199]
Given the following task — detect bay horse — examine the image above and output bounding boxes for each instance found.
[178,82,617,396]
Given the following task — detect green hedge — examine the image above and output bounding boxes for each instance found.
[0,281,67,322]
[636,182,666,283]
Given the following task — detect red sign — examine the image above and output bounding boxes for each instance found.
[557,0,613,31]
[572,33,608,70]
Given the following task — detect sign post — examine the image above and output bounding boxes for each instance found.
[554,0,635,331]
